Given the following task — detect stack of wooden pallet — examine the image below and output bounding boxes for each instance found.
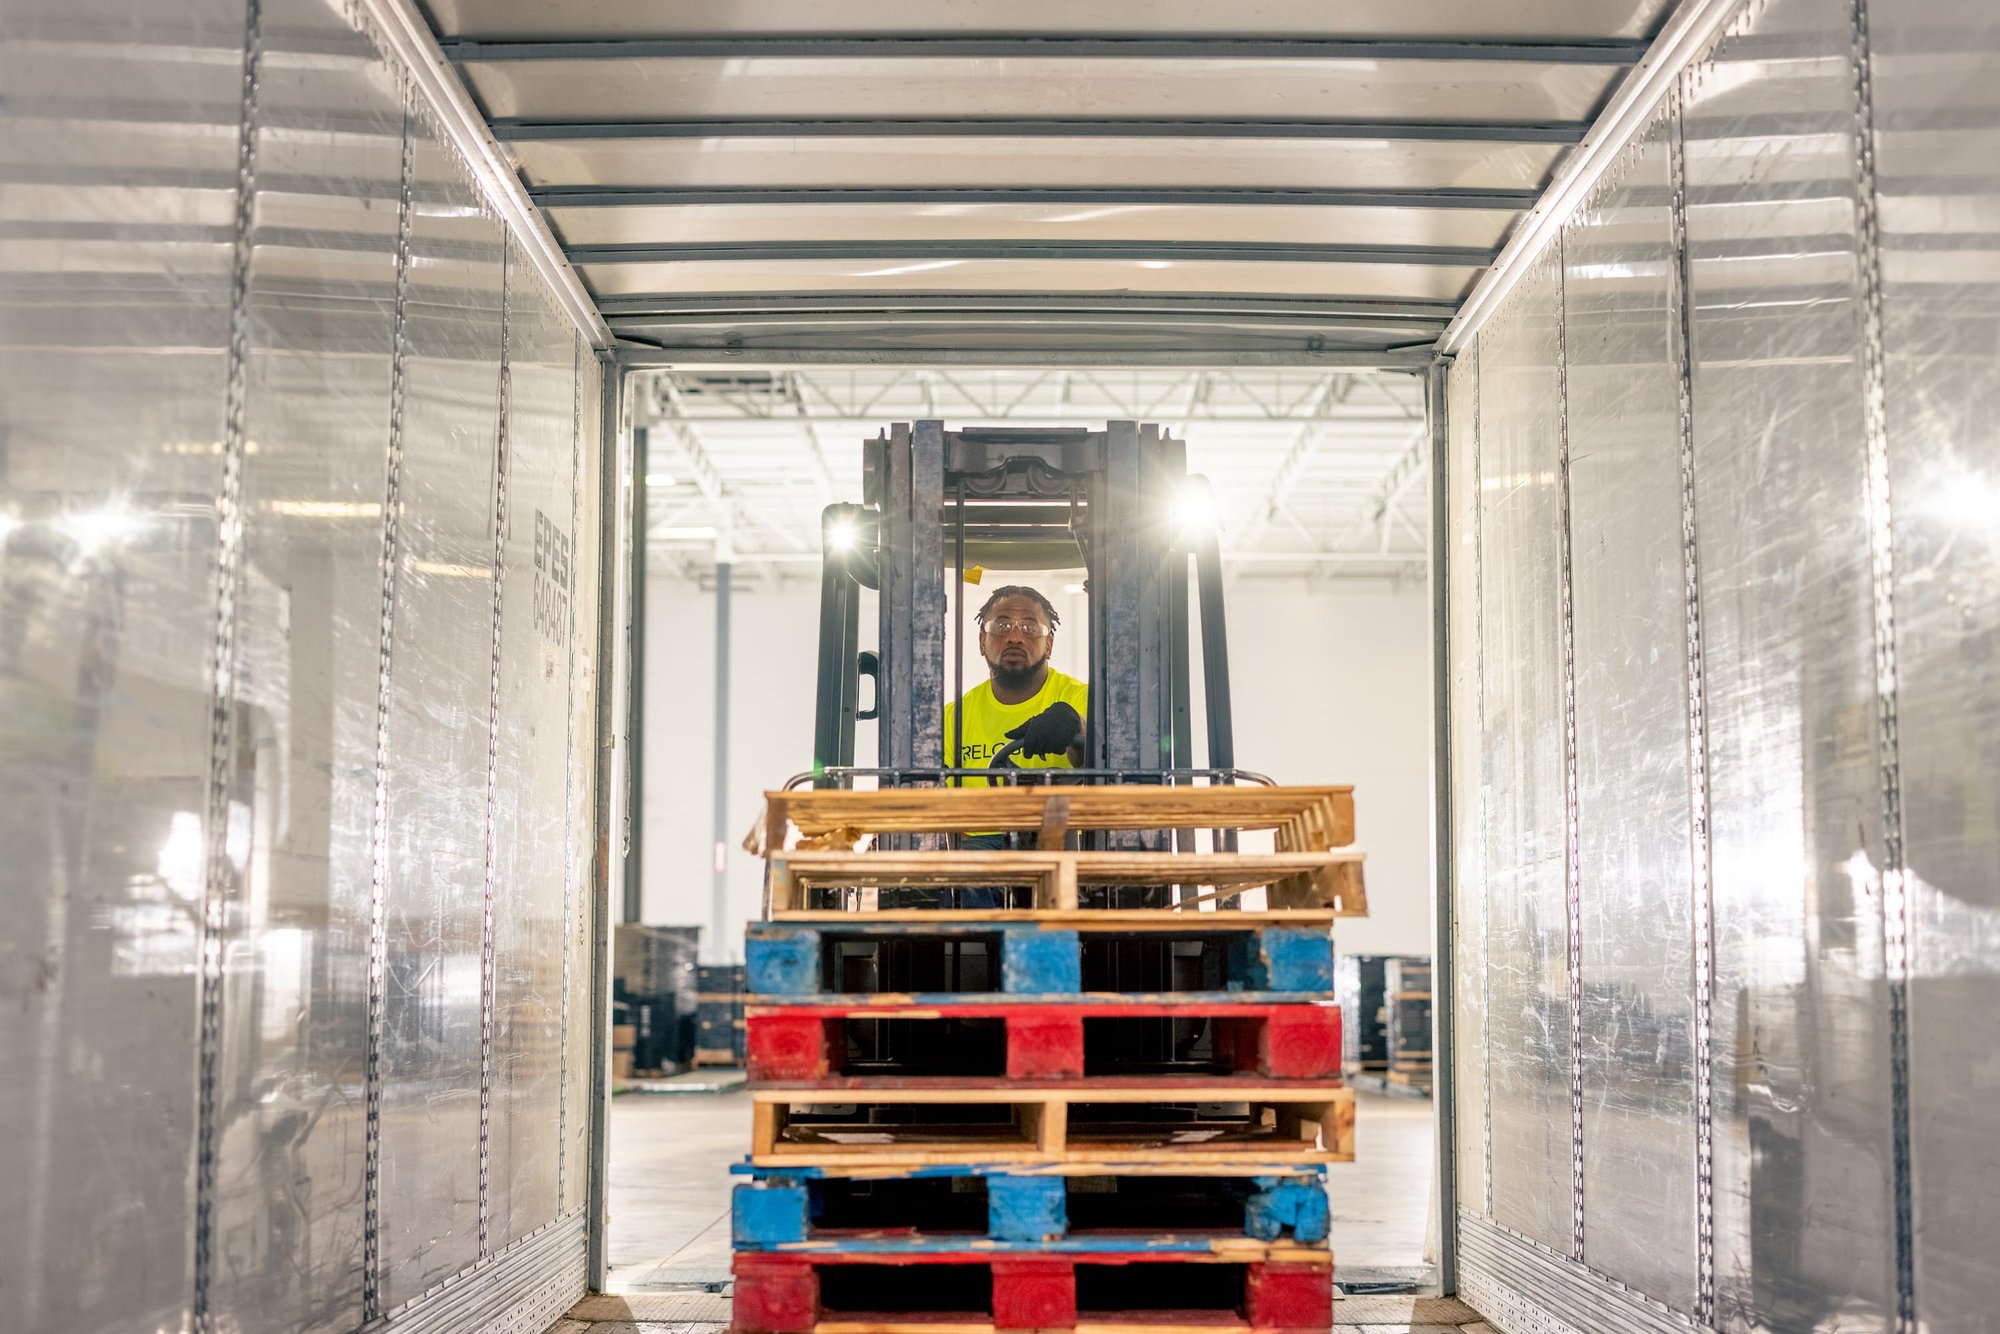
[729,784,1367,1334]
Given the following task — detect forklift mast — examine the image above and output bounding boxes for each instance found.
[811,421,1238,830]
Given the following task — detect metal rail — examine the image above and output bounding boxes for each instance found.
[443,36,1649,64]
[493,116,1589,144]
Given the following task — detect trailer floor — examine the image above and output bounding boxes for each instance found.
[602,1086,1442,1292]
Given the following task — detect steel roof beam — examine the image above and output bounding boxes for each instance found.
[530,185,1544,210]
[1238,376,1360,543]
[1366,429,1432,545]
[441,36,1648,63]
[779,374,840,502]
[597,293,1461,320]
[570,240,1496,266]
[617,346,1434,370]
[649,380,809,551]
[493,117,1588,144]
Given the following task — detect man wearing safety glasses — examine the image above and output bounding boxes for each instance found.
[892,584,1087,909]
[945,585,1088,791]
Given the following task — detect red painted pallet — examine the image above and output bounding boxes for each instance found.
[747,1001,1342,1083]
[733,1249,1333,1334]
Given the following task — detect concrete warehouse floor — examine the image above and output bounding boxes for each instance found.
[599,1085,1442,1296]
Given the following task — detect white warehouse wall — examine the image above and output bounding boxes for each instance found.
[641,567,1433,963]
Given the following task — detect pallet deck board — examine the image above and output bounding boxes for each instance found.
[773,908,1346,925]
[756,785,1356,846]
[769,849,1366,918]
[749,1083,1355,1168]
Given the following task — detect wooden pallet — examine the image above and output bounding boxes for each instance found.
[732,1166,1330,1249]
[733,1249,1333,1334]
[768,850,1366,918]
[752,786,1355,854]
[747,1001,1342,1082]
[750,1082,1354,1169]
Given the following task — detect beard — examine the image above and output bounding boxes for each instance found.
[987,646,1048,693]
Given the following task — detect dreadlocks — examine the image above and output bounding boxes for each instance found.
[975,585,1061,630]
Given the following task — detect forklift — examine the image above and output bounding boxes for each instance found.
[792,420,1273,1074]
[807,419,1254,821]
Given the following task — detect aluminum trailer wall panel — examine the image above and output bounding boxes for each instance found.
[1445,0,2000,1329]
[0,1,608,1330]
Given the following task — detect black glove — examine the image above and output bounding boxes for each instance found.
[1004,701,1083,759]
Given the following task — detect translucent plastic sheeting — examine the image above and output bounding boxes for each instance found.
[1561,118,1698,1314]
[547,201,1521,253]
[1685,0,1898,1324]
[578,259,1483,302]
[462,55,1621,123]
[512,136,1569,195]
[0,2,241,1329]
[488,242,577,1248]
[1869,0,2000,1325]
[563,348,605,1216]
[1446,341,1490,1221]
[1474,252,1573,1254]
[206,3,404,1327]
[377,117,506,1307]
[423,0,1674,41]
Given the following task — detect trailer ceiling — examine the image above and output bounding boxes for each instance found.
[416,0,1678,365]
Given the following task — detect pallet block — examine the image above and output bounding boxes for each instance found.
[749,1081,1355,1169]
[746,923,1335,998]
[733,1250,1333,1334]
[766,849,1366,919]
[746,1002,1342,1082]
[731,1170,1330,1249]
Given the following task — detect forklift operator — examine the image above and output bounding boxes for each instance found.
[946,585,1087,805]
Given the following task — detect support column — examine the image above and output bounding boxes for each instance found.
[712,558,733,960]
[624,427,647,924]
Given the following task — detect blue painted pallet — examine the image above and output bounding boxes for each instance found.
[746,922,1332,998]
[731,1168,1330,1249]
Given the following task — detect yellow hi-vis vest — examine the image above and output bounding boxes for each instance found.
[943,669,1088,789]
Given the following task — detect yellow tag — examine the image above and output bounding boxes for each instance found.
[963,565,985,585]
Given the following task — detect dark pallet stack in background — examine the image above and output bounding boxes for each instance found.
[1385,957,1432,1093]
[615,924,700,1075]
[1335,953,1432,1094]
[698,962,748,1067]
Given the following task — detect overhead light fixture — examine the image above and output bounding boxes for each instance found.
[645,472,677,488]
[658,525,719,541]
[1170,483,1219,535]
